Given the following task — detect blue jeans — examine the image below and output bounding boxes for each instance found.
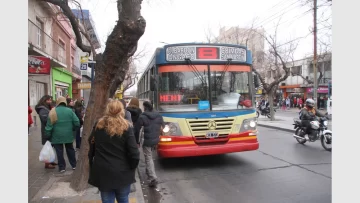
[100,185,131,203]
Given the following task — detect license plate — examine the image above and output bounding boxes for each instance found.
[206,132,219,138]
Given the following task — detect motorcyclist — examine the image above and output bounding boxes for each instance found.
[299,98,325,141]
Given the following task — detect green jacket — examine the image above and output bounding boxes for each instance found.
[45,105,80,144]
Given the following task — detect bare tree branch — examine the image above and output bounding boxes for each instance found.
[40,0,92,54]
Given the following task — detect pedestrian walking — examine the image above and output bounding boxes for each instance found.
[66,98,77,147]
[126,98,143,125]
[281,99,286,110]
[286,97,290,109]
[88,99,140,203]
[119,99,132,124]
[66,98,75,112]
[28,105,33,135]
[35,95,56,169]
[74,100,84,150]
[45,96,80,172]
[134,101,164,187]
[298,98,303,109]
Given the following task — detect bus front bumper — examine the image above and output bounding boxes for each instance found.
[157,135,259,158]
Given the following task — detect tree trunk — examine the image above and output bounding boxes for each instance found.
[70,0,146,192]
[268,87,276,121]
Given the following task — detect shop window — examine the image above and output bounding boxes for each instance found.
[291,66,302,76]
[58,39,66,63]
[35,18,44,48]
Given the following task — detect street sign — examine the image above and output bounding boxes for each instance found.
[78,82,91,89]
[80,56,89,63]
[80,63,88,70]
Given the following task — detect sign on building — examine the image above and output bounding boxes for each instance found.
[80,63,88,70]
[78,82,91,89]
[28,56,51,74]
[80,56,89,63]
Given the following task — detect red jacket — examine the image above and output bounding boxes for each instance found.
[28,106,33,125]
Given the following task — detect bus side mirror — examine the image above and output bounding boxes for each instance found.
[150,75,158,91]
[253,75,260,88]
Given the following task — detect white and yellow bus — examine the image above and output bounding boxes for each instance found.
[137,43,260,158]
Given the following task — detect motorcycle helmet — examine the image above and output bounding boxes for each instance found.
[305,98,315,108]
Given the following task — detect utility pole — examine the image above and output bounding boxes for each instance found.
[313,0,318,108]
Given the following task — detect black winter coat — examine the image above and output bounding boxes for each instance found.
[88,127,140,190]
[74,107,84,127]
[299,108,325,121]
[35,105,51,145]
[126,107,142,124]
[134,111,164,147]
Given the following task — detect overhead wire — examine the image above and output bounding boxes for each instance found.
[251,0,302,30]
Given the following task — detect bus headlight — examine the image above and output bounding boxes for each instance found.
[162,122,182,136]
[163,125,170,133]
[240,118,257,132]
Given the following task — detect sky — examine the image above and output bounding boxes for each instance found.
[75,0,332,92]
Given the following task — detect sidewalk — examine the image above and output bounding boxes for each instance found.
[257,115,332,133]
[276,107,328,114]
[28,126,145,203]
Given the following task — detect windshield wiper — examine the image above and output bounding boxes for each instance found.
[216,59,232,92]
[185,58,207,86]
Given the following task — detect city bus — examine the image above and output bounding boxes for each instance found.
[137,43,260,158]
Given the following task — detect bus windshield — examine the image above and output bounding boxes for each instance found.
[158,65,253,112]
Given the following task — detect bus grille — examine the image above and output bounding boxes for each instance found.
[186,118,235,137]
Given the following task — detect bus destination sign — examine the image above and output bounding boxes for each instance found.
[166,45,247,62]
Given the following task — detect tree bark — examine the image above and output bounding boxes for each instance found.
[268,87,276,121]
[69,0,146,192]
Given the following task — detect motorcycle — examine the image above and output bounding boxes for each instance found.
[256,103,276,118]
[292,117,332,151]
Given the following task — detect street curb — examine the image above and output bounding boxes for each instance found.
[132,168,145,203]
[258,123,294,133]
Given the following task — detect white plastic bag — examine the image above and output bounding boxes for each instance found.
[39,141,56,163]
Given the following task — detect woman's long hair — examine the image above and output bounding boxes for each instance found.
[36,95,52,109]
[128,97,139,108]
[96,100,129,137]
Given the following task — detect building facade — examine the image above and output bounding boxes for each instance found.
[28,1,100,124]
[72,9,101,107]
[28,0,67,124]
[277,53,332,100]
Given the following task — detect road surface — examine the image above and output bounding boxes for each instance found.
[138,126,331,203]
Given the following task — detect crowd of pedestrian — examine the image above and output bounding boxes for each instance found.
[30,95,163,203]
[280,96,305,110]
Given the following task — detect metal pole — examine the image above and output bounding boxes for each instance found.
[91,63,95,85]
[207,64,212,110]
[313,0,318,108]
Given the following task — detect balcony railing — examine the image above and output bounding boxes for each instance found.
[72,65,82,75]
[28,19,67,65]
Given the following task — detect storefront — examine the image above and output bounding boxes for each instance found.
[28,56,52,107]
[52,67,73,100]
[306,86,329,109]
[279,85,305,99]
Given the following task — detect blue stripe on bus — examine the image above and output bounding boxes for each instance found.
[160,109,256,119]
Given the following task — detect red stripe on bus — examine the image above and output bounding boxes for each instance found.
[158,65,251,73]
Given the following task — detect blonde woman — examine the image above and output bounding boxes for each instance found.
[88,100,140,203]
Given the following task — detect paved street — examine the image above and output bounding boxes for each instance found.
[138,126,331,203]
